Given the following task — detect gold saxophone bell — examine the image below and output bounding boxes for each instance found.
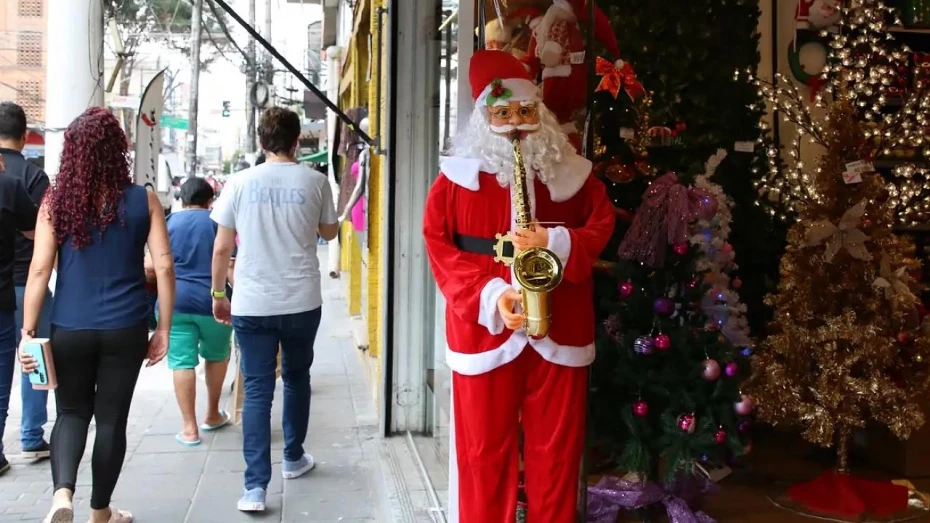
[514,247,563,338]
[508,136,564,338]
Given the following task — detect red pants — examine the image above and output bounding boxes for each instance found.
[449,347,587,523]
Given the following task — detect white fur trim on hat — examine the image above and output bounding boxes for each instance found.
[475,78,540,107]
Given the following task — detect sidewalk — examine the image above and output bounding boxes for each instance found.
[0,253,386,522]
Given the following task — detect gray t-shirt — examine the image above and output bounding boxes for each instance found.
[211,162,337,316]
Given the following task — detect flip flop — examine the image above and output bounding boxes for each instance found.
[175,433,201,446]
[200,411,232,432]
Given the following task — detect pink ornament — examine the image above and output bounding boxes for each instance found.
[722,243,733,254]
[702,359,721,381]
[688,277,699,289]
[677,413,697,434]
[734,394,755,416]
[714,428,728,445]
[695,191,719,221]
[653,333,671,351]
[724,362,739,377]
[732,277,743,289]
[619,281,635,297]
[672,242,689,256]
[632,400,649,417]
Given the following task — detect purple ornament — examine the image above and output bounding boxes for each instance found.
[738,420,751,433]
[741,347,752,357]
[619,281,635,297]
[702,359,721,381]
[633,336,654,355]
[734,394,755,416]
[724,362,739,377]
[632,400,649,417]
[653,297,675,317]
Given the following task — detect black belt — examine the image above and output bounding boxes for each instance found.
[454,233,514,259]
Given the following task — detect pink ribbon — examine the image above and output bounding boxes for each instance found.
[618,173,711,268]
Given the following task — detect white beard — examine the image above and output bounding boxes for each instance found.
[449,103,576,187]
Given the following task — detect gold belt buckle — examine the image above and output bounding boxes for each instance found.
[493,233,515,265]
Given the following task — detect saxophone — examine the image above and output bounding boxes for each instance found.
[507,136,563,338]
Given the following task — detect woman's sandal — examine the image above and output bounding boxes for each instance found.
[87,508,132,523]
[43,504,74,523]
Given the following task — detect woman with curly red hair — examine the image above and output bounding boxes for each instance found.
[18,106,176,523]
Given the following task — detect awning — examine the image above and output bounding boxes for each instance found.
[299,150,329,164]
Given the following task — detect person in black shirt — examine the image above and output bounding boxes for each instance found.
[0,102,51,464]
[0,151,38,475]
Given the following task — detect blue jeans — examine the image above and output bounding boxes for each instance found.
[0,311,17,458]
[233,308,322,490]
[15,286,52,450]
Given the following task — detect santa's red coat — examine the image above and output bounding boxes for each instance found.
[423,153,615,375]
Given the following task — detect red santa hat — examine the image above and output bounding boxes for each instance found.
[469,49,539,107]
[566,0,621,59]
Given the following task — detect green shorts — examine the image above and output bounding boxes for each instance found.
[164,313,233,370]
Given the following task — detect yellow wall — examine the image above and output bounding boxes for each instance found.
[340,0,386,372]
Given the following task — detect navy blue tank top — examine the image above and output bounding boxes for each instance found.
[52,184,151,330]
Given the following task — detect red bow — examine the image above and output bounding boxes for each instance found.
[806,75,828,102]
[596,57,645,100]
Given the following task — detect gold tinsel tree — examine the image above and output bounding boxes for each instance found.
[746,93,930,471]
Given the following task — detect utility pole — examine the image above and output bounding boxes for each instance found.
[264,0,274,102]
[45,0,104,180]
[245,0,256,154]
[187,0,204,178]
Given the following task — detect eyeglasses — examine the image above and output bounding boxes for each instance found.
[489,105,538,120]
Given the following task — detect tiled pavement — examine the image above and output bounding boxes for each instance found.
[0,262,386,522]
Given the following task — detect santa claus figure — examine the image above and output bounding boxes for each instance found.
[525,0,620,152]
[423,50,615,522]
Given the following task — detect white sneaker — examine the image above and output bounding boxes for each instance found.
[281,453,315,479]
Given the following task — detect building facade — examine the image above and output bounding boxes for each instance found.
[0,0,47,128]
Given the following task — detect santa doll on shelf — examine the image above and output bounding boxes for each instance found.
[423,50,615,523]
[524,0,621,152]
[482,8,543,61]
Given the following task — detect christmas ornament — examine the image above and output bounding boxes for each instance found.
[633,336,654,355]
[734,394,755,416]
[688,277,699,289]
[733,277,743,289]
[677,413,697,434]
[695,193,719,221]
[672,242,689,256]
[714,428,728,445]
[739,420,751,433]
[743,441,754,455]
[603,314,622,341]
[619,281,635,297]
[702,359,721,381]
[897,331,913,345]
[632,400,649,417]
[653,297,675,317]
[724,362,739,377]
[604,162,636,184]
[595,57,645,99]
[653,333,671,351]
[722,243,733,254]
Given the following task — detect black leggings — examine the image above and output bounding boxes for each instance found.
[50,322,148,510]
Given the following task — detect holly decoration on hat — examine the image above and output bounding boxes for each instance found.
[486,79,513,106]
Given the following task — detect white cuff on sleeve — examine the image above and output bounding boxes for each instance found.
[478,277,512,335]
[546,226,571,267]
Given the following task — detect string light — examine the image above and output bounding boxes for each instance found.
[739,0,930,225]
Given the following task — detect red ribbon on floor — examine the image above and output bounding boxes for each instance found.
[786,470,909,518]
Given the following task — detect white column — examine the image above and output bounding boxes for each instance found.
[45,0,105,180]
[325,45,343,277]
